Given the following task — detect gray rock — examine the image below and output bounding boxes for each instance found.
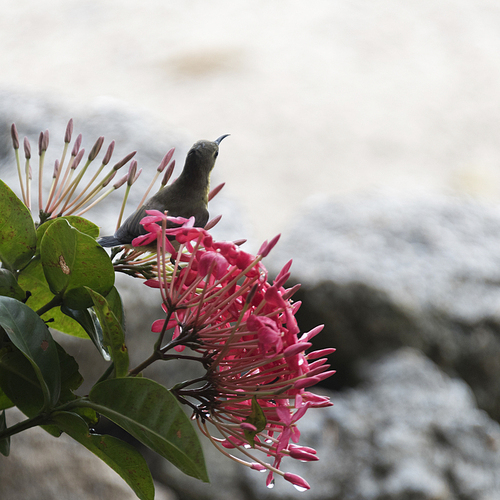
[270,195,500,420]
[0,409,177,500]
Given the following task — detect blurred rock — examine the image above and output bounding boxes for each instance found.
[0,409,177,500]
[270,194,500,420]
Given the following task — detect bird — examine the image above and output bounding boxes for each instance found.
[98,134,229,248]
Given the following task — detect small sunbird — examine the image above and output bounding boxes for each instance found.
[98,135,229,248]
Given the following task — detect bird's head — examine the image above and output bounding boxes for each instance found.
[185,134,230,175]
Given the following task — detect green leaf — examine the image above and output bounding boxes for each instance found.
[0,349,61,437]
[0,410,9,456]
[0,383,14,411]
[18,258,88,338]
[37,216,100,248]
[243,396,267,447]
[61,305,110,359]
[88,378,209,482]
[0,296,61,408]
[40,218,114,309]
[85,288,128,377]
[0,269,26,301]
[104,286,125,330]
[53,412,154,500]
[0,179,36,272]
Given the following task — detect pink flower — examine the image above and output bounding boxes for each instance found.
[134,213,334,488]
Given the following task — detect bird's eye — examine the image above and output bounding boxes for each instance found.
[214,151,219,159]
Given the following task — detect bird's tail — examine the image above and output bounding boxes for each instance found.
[98,235,123,248]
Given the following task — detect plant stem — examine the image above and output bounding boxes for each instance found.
[128,350,161,376]
[36,295,63,316]
[0,412,49,440]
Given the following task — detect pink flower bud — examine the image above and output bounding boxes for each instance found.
[113,173,129,189]
[284,342,312,358]
[72,149,85,169]
[283,472,310,490]
[208,182,225,201]
[103,140,115,165]
[64,118,73,143]
[161,160,175,186]
[157,148,175,172]
[127,160,138,186]
[289,448,319,462]
[23,137,31,159]
[71,134,83,157]
[113,150,136,170]
[258,233,280,257]
[306,348,336,360]
[10,123,19,149]
[299,325,324,342]
[88,136,104,161]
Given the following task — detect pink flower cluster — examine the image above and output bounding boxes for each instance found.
[136,210,335,490]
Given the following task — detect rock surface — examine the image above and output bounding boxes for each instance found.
[271,195,500,420]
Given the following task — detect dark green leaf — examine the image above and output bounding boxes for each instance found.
[53,412,154,500]
[0,269,26,301]
[0,383,14,411]
[54,342,98,427]
[85,288,128,377]
[0,179,36,272]
[40,218,114,309]
[0,296,61,407]
[0,349,61,436]
[0,410,9,456]
[89,378,208,482]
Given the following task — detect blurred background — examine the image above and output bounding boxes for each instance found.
[3,1,500,241]
[2,1,500,499]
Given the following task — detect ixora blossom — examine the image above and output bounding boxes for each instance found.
[131,210,336,490]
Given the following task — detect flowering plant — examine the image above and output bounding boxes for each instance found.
[0,121,334,498]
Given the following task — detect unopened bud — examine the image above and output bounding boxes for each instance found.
[42,130,49,152]
[282,283,301,300]
[113,173,129,189]
[72,148,85,169]
[88,136,104,161]
[53,159,59,178]
[10,124,19,149]
[38,132,44,156]
[112,150,136,171]
[161,160,175,186]
[64,118,73,143]
[102,170,117,187]
[157,148,175,172]
[23,137,31,159]
[204,214,222,230]
[71,134,83,157]
[133,167,142,184]
[102,140,115,165]
[258,234,280,257]
[208,182,225,202]
[127,160,137,186]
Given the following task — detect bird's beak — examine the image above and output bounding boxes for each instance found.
[214,134,230,145]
